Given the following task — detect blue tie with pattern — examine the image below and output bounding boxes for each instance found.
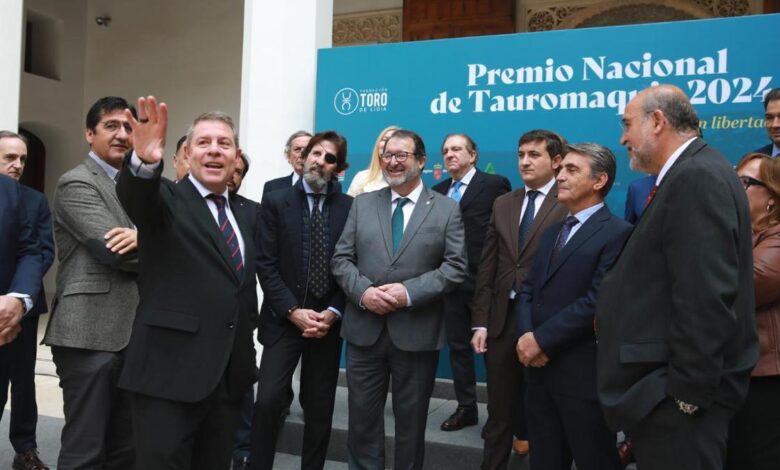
[517,190,539,253]
[392,197,409,254]
[550,216,579,264]
[207,194,244,278]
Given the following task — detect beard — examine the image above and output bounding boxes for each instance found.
[303,162,331,191]
[627,126,657,173]
[382,162,421,188]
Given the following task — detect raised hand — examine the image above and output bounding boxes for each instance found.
[125,96,168,164]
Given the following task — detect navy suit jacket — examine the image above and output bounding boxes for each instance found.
[0,174,42,305]
[517,205,631,399]
[21,185,54,316]
[623,175,656,224]
[257,180,352,346]
[754,143,775,156]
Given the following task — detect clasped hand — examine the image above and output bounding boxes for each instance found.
[516,332,549,368]
[289,308,337,339]
[361,283,408,315]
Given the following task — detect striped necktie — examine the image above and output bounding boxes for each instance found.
[207,194,244,278]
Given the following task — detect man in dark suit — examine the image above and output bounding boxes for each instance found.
[116,97,257,469]
[623,175,656,223]
[0,173,40,346]
[0,131,55,470]
[755,88,779,157]
[262,130,311,193]
[516,143,629,470]
[331,129,467,469]
[471,129,569,468]
[598,85,758,469]
[228,152,262,470]
[432,133,510,431]
[45,96,139,470]
[253,131,352,469]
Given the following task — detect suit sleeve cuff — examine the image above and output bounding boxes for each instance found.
[130,151,162,178]
[7,293,32,315]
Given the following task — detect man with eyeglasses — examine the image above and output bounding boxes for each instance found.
[44,96,140,469]
[432,134,510,433]
[253,131,352,469]
[332,129,467,469]
[597,85,758,469]
[471,129,568,468]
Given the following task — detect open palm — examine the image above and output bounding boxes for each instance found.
[125,95,169,164]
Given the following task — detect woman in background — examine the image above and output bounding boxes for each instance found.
[727,153,780,470]
[346,125,399,197]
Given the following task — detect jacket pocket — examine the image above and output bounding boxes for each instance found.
[619,342,669,364]
[62,280,110,296]
[143,310,200,333]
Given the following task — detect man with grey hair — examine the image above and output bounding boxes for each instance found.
[597,85,758,469]
[263,130,312,193]
[116,97,257,469]
[516,142,629,470]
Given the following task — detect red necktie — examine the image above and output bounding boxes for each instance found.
[644,185,659,209]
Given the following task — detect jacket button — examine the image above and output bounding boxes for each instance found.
[227,321,235,329]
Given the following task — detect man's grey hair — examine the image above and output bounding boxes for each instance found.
[284,130,312,155]
[0,130,27,146]
[185,111,239,148]
[641,88,699,134]
[565,142,617,198]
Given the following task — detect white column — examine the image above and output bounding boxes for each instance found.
[0,0,23,131]
[238,0,333,203]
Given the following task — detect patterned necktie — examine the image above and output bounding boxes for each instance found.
[309,194,330,299]
[550,216,580,264]
[392,197,409,254]
[517,190,540,253]
[450,181,464,202]
[207,194,244,278]
[644,185,659,209]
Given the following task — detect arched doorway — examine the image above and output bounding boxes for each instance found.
[18,127,46,192]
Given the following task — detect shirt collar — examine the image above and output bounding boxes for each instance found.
[454,166,477,186]
[291,172,301,185]
[188,173,230,203]
[656,137,697,185]
[570,202,604,225]
[301,178,326,196]
[391,180,424,205]
[88,151,119,180]
[773,143,780,157]
[528,176,556,197]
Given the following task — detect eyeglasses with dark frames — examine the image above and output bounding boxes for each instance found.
[381,151,415,162]
[739,175,766,190]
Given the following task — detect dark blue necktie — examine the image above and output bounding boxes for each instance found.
[207,194,244,278]
[392,197,409,254]
[517,190,539,253]
[550,216,579,264]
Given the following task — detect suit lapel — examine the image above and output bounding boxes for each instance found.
[84,157,133,227]
[519,183,560,257]
[458,170,484,210]
[543,205,608,284]
[507,190,524,260]
[180,179,240,283]
[394,186,435,261]
[375,188,395,260]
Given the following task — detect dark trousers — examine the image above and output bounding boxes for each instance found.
[726,375,780,470]
[525,382,619,470]
[481,300,527,470]
[131,373,242,470]
[631,397,732,470]
[51,346,134,470]
[250,325,342,470]
[0,315,40,453]
[232,387,255,461]
[346,329,439,470]
[444,289,477,410]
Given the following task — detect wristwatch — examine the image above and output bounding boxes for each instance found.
[674,398,699,415]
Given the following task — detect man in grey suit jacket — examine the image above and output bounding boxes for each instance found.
[44,97,139,469]
[331,129,468,470]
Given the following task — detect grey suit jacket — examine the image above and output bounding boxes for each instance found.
[331,185,467,352]
[44,157,139,351]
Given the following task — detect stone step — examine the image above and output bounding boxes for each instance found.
[277,381,530,469]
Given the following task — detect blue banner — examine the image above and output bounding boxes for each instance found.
[316,14,779,214]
